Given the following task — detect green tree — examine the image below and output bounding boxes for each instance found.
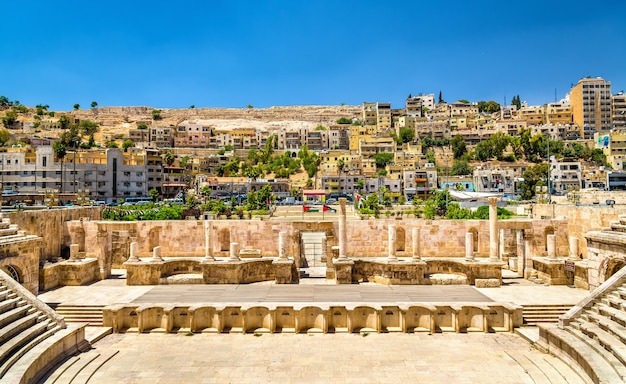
[91,101,98,108]
[0,129,10,146]
[122,139,135,151]
[398,128,415,143]
[73,103,80,110]
[149,188,160,201]
[450,135,467,159]
[179,155,190,168]
[458,99,470,104]
[477,100,501,113]
[199,186,212,203]
[152,109,161,120]
[519,163,548,200]
[336,117,352,124]
[106,141,118,148]
[137,123,148,130]
[58,114,71,129]
[164,151,175,166]
[374,152,394,168]
[1,110,17,128]
[79,119,99,136]
[451,159,472,176]
[438,91,444,103]
[512,95,522,110]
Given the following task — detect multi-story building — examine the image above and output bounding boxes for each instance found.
[612,92,626,130]
[150,126,174,147]
[174,122,212,148]
[595,131,626,170]
[376,103,392,129]
[450,102,478,117]
[362,102,377,126]
[518,106,545,126]
[406,96,423,118]
[128,129,150,143]
[570,77,612,139]
[545,103,573,125]
[550,159,582,194]
[327,125,350,150]
[359,137,395,158]
[403,168,438,200]
[473,168,517,194]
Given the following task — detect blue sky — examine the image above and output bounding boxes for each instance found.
[1,1,625,111]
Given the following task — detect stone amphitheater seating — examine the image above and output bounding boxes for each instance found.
[538,265,626,383]
[0,270,89,384]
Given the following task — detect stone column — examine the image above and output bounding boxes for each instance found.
[151,246,164,262]
[524,237,533,279]
[229,242,240,261]
[69,244,79,262]
[338,198,348,260]
[412,228,420,261]
[278,231,288,260]
[203,220,214,261]
[388,225,397,261]
[547,234,557,260]
[127,241,140,262]
[516,230,525,276]
[499,228,505,260]
[488,197,499,261]
[465,232,474,260]
[569,236,579,260]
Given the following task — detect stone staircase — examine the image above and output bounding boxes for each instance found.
[538,266,626,383]
[0,270,90,383]
[522,304,574,326]
[49,305,105,327]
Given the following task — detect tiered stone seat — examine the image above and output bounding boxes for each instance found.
[538,265,626,383]
[0,270,90,383]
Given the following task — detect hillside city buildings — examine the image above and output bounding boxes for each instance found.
[1,76,626,204]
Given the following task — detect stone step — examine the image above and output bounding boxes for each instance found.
[586,311,626,345]
[505,349,586,384]
[0,320,52,369]
[594,303,626,328]
[0,227,18,237]
[522,304,573,325]
[53,305,104,327]
[0,312,40,345]
[43,349,119,384]
[576,321,626,367]
[603,293,626,310]
[0,297,22,313]
[0,305,30,329]
[565,326,626,381]
[0,324,63,378]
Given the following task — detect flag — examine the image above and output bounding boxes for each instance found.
[303,205,319,213]
[323,205,336,213]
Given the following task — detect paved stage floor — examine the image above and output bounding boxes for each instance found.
[37,269,592,383]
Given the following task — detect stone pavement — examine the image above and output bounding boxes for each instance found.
[37,270,593,383]
[85,332,586,384]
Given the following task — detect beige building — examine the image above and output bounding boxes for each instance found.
[595,131,626,170]
[376,102,392,129]
[570,77,612,139]
[612,91,626,130]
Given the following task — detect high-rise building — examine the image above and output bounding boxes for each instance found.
[612,91,626,131]
[570,77,612,139]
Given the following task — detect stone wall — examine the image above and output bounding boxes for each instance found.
[7,207,101,262]
[532,204,626,259]
[0,239,42,294]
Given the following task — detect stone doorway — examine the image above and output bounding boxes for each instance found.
[300,232,326,278]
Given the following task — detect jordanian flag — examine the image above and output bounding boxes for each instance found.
[303,205,319,212]
[323,205,336,213]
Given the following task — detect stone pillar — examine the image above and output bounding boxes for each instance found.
[569,236,579,260]
[128,241,140,262]
[465,233,474,260]
[203,220,214,261]
[388,225,397,261]
[278,231,288,260]
[489,197,499,261]
[69,244,79,262]
[499,229,505,260]
[151,246,164,262]
[524,237,533,279]
[412,228,420,261]
[547,234,557,260]
[338,198,348,260]
[516,230,525,277]
[229,242,240,261]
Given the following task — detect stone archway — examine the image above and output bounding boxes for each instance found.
[1,264,22,283]
[148,227,161,252]
[605,258,626,280]
[219,228,230,252]
[396,227,405,252]
[544,226,555,252]
[74,227,86,252]
[469,227,478,254]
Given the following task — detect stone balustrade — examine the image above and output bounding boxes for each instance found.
[124,257,297,285]
[102,303,523,334]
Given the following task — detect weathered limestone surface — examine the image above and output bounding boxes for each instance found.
[39,259,100,290]
[0,237,42,294]
[102,303,523,334]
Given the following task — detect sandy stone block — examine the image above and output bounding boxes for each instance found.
[474,278,500,288]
